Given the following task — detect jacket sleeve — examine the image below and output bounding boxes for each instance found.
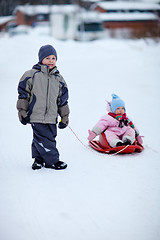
[17,71,32,100]
[57,75,70,118]
[92,115,109,135]
[16,71,32,111]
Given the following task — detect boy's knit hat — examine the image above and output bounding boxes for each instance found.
[110,94,125,113]
[38,44,57,63]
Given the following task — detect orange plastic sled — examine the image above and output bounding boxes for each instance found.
[89,133,144,154]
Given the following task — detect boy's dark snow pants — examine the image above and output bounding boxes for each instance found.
[31,123,59,165]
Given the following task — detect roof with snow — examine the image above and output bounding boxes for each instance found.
[92,1,160,10]
[0,16,15,25]
[14,4,80,16]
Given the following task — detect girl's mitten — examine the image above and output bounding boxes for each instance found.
[88,130,97,141]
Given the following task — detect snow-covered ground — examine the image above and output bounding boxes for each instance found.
[0,27,160,240]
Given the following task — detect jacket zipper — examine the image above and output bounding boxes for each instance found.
[45,78,49,115]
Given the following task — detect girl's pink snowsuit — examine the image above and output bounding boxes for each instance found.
[92,114,135,146]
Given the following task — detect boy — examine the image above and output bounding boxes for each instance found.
[16,44,70,170]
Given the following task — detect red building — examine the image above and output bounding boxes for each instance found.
[0,16,15,31]
[91,1,160,38]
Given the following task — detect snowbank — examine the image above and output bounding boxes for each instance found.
[0,28,160,240]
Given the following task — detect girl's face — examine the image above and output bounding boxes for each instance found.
[42,55,57,69]
[115,106,125,115]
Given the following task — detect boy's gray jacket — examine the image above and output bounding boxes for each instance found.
[17,63,69,124]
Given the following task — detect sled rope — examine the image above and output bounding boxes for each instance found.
[68,125,129,156]
[111,145,129,156]
[68,125,104,156]
[68,126,96,154]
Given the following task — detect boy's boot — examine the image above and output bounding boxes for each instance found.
[45,161,67,170]
[32,159,44,170]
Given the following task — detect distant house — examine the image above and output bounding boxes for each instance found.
[13,4,104,41]
[0,16,15,31]
[90,1,160,38]
[13,5,51,26]
[12,2,160,39]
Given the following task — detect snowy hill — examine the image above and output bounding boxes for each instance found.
[0,28,160,240]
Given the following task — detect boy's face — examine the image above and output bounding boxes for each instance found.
[115,107,125,115]
[42,55,57,69]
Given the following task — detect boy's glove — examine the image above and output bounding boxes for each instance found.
[58,121,67,129]
[88,130,97,141]
[18,110,28,125]
[58,116,69,129]
[58,104,69,129]
[16,99,29,125]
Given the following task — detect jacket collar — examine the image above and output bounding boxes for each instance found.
[32,63,60,75]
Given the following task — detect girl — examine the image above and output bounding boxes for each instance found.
[88,94,140,147]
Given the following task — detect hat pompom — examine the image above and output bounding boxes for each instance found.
[112,94,118,99]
